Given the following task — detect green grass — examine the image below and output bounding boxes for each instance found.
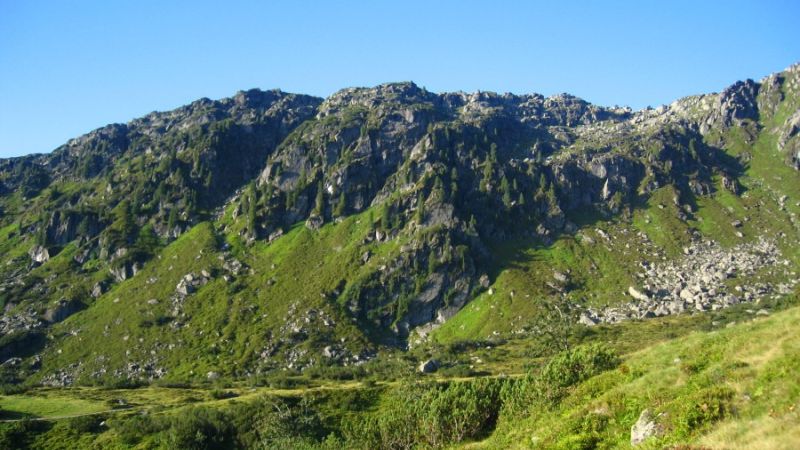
[5,300,799,449]
[477,301,800,449]
[36,207,413,384]
[0,391,108,420]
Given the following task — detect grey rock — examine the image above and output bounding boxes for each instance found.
[43,298,83,324]
[418,359,440,373]
[631,408,662,445]
[268,228,284,243]
[628,286,649,301]
[553,271,569,283]
[305,215,323,230]
[28,245,50,264]
[91,281,107,298]
[578,313,598,326]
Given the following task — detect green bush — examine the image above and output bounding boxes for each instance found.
[538,344,620,391]
[502,344,620,416]
[677,386,734,436]
[0,420,50,449]
[342,378,505,448]
[167,407,234,450]
[113,414,166,445]
[209,389,238,400]
[67,414,105,434]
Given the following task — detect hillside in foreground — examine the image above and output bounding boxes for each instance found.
[2,295,798,448]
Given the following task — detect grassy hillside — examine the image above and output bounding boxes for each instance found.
[35,206,421,385]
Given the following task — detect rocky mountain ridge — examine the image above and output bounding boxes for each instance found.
[0,63,798,385]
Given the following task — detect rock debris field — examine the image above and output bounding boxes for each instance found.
[580,238,797,325]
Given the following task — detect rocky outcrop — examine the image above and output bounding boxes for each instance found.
[175,271,210,296]
[110,261,140,282]
[714,79,760,127]
[28,245,50,264]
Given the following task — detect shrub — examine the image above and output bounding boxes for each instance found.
[677,387,734,436]
[538,344,620,391]
[113,414,166,445]
[501,344,620,416]
[67,414,105,434]
[167,407,234,450]
[0,420,50,449]
[210,389,238,400]
[342,378,505,448]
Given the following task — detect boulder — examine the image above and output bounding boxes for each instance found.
[631,408,662,445]
[110,262,140,282]
[418,359,440,373]
[268,228,284,243]
[305,215,323,230]
[628,286,649,301]
[91,281,107,298]
[553,271,569,284]
[43,298,84,324]
[578,313,598,326]
[29,245,50,264]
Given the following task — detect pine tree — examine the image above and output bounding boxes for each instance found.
[449,167,459,201]
[415,192,426,224]
[381,204,392,230]
[427,249,438,275]
[135,224,160,254]
[314,180,324,215]
[112,200,135,244]
[77,215,91,237]
[334,191,346,217]
[501,175,512,208]
[481,158,494,193]
[247,186,257,235]
[432,177,445,201]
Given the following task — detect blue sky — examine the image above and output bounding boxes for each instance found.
[1,1,798,157]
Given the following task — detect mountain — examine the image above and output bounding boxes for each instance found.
[0,63,799,396]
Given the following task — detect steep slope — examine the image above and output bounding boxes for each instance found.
[0,64,799,388]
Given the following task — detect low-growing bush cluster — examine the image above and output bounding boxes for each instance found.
[501,343,620,416]
[2,345,625,449]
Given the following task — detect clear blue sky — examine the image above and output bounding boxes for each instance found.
[1,0,798,157]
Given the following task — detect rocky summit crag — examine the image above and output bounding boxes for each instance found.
[1,64,799,386]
